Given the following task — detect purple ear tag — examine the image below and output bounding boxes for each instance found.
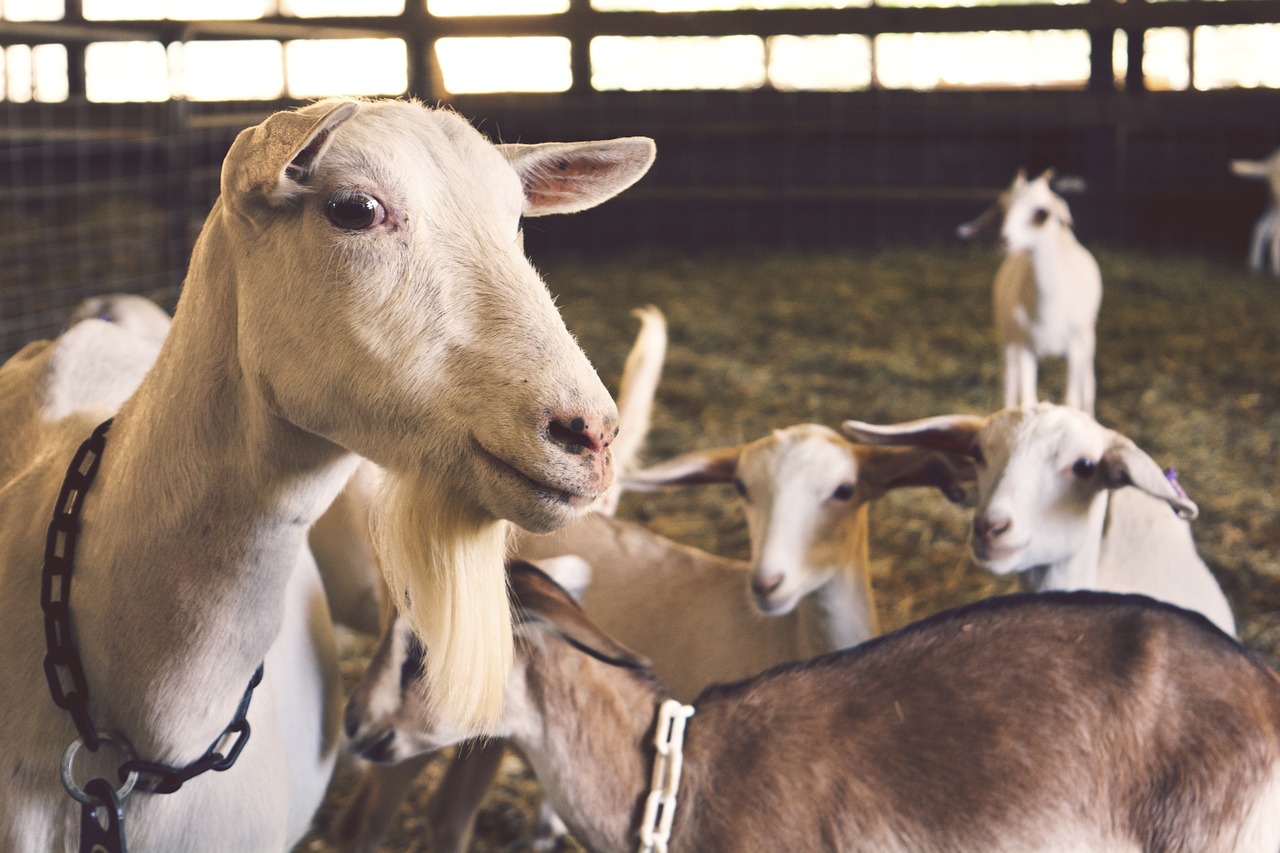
[1163,467,1187,501]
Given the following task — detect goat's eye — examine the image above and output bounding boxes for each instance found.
[1031,207,1050,226]
[1072,458,1096,479]
[732,478,748,499]
[831,483,855,502]
[326,192,385,230]
[970,444,986,465]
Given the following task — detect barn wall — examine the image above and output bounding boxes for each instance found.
[2,88,1279,354]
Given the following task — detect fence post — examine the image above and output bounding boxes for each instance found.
[568,0,593,95]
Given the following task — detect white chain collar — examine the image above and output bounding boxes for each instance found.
[638,698,696,853]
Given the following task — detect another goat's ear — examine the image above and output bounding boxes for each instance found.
[500,138,656,217]
[1099,434,1198,521]
[222,99,361,211]
[623,444,743,490]
[857,445,974,504]
[508,561,647,668]
[842,414,986,456]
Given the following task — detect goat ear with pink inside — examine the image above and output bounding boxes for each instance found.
[500,138,657,217]
[855,445,975,504]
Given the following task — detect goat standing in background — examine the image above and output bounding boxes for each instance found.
[979,169,1102,415]
[1231,150,1280,278]
[349,559,1280,853]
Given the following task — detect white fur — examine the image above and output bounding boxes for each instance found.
[0,98,653,849]
[845,403,1236,635]
[1231,151,1280,278]
[991,170,1102,414]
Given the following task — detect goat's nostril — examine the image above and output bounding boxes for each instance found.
[974,516,1011,540]
[548,416,603,455]
[752,574,784,597]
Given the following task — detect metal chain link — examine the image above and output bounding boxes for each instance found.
[41,417,265,806]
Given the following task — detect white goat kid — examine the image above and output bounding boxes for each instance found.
[1230,150,1280,278]
[66,292,174,343]
[335,424,961,852]
[990,169,1102,415]
[0,98,654,851]
[350,560,1280,853]
[844,402,1236,636]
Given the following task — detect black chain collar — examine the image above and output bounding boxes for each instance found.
[41,417,265,816]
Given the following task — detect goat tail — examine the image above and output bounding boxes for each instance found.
[595,305,667,517]
[371,470,514,733]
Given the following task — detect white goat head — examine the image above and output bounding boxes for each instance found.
[624,424,966,615]
[1001,169,1074,254]
[214,98,654,728]
[844,404,1196,578]
[346,559,642,763]
[66,293,173,342]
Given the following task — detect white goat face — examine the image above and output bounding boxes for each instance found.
[1001,170,1071,255]
[219,99,655,533]
[737,425,862,615]
[968,406,1110,574]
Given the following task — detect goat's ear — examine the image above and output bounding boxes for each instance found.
[622,444,743,490]
[842,414,986,456]
[508,561,647,668]
[1098,434,1198,521]
[499,138,656,217]
[1037,167,1056,184]
[221,99,361,210]
[856,445,974,504]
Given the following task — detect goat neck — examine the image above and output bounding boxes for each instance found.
[74,201,358,762]
[506,628,665,853]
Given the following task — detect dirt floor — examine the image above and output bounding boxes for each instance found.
[299,245,1280,852]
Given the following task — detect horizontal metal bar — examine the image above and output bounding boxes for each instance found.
[2,0,1279,48]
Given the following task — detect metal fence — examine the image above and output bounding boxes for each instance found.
[2,4,1279,355]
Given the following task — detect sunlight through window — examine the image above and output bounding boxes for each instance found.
[768,34,871,91]
[285,39,407,98]
[85,0,269,20]
[284,0,404,14]
[435,37,572,93]
[430,0,568,14]
[86,42,170,101]
[1195,24,1280,89]
[592,35,765,90]
[1,0,63,20]
[174,41,283,100]
[876,30,1090,89]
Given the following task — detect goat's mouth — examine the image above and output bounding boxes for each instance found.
[752,590,800,617]
[472,439,596,510]
[970,539,1028,568]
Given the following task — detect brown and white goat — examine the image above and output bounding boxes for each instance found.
[347,559,1280,853]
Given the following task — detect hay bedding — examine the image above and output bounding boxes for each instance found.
[301,247,1280,852]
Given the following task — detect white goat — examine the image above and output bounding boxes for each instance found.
[1230,150,1280,277]
[66,292,174,343]
[335,424,964,852]
[844,402,1236,636]
[0,98,654,850]
[985,169,1102,415]
[349,559,1280,853]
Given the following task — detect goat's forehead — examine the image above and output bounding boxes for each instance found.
[741,425,852,483]
[982,407,1107,464]
[322,103,519,206]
